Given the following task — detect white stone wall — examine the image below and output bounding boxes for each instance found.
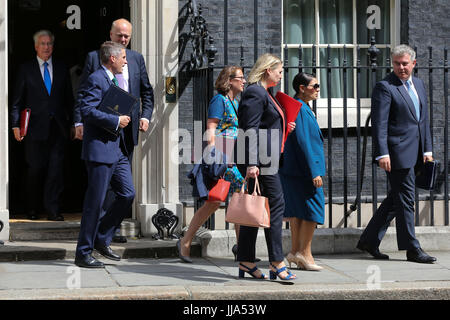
[130,0,183,237]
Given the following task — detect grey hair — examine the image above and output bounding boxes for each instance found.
[33,30,54,45]
[100,41,125,64]
[391,44,416,61]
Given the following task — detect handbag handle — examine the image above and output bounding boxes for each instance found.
[240,176,262,196]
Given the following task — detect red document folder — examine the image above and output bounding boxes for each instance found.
[20,108,31,137]
[275,91,303,123]
[275,92,303,146]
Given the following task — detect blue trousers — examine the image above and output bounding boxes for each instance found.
[76,151,135,258]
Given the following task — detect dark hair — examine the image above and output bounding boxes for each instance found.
[215,66,243,96]
[292,72,316,95]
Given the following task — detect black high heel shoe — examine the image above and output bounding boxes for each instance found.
[176,240,193,263]
[232,245,261,263]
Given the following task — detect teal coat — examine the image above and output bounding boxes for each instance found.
[279,98,325,179]
[279,98,326,224]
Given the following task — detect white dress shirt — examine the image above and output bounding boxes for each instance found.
[37,56,53,83]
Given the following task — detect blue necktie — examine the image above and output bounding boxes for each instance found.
[43,62,52,95]
[406,80,420,120]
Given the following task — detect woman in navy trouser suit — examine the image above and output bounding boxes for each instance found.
[236,53,296,281]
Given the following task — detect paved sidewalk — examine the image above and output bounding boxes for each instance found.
[0,250,449,300]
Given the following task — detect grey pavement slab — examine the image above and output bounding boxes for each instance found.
[0,251,449,299]
[0,269,117,290]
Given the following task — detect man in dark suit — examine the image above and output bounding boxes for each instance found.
[74,18,154,156]
[357,44,437,264]
[74,18,154,243]
[75,41,135,268]
[11,30,74,221]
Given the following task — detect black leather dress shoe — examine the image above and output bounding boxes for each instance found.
[407,248,437,263]
[94,245,121,261]
[357,241,390,260]
[26,210,39,221]
[112,235,127,243]
[47,213,64,221]
[75,255,105,269]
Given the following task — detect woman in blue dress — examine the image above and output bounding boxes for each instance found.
[279,73,325,271]
[177,66,246,262]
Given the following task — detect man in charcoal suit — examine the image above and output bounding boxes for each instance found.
[357,45,437,264]
[11,30,74,221]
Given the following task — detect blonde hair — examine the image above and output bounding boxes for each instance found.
[248,53,282,84]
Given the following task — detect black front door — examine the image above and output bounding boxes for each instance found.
[8,0,130,216]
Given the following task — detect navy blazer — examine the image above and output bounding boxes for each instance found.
[237,84,284,172]
[372,72,432,169]
[75,49,154,147]
[279,99,325,179]
[11,58,74,140]
[79,68,124,164]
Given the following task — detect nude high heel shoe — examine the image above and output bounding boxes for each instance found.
[286,252,300,269]
[295,253,323,271]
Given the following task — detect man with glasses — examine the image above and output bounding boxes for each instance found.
[357,44,436,264]
[75,18,154,243]
[11,30,74,221]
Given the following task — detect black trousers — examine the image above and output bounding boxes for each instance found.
[236,173,285,262]
[24,119,65,215]
[359,167,421,251]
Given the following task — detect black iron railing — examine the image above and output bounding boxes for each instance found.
[190,40,449,230]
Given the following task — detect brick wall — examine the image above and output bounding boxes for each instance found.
[178,0,282,203]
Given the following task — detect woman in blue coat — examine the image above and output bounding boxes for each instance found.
[279,73,325,271]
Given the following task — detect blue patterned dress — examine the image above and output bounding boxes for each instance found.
[208,94,245,196]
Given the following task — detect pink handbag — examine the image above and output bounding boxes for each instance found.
[226,177,271,228]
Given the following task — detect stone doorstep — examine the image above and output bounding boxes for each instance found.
[8,219,141,241]
[0,239,202,263]
[195,226,450,258]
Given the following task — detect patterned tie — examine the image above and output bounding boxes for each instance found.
[112,77,119,87]
[406,80,420,120]
[43,62,52,95]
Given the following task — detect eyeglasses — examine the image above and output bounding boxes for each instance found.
[307,84,320,90]
[232,76,246,81]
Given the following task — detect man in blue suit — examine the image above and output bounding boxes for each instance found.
[74,18,154,243]
[75,41,135,268]
[357,45,436,264]
[74,18,154,156]
[11,30,74,221]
